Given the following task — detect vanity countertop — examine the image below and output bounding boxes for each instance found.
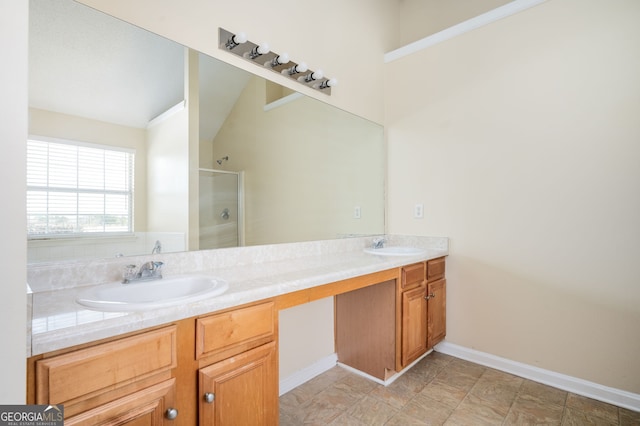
[28,235,448,356]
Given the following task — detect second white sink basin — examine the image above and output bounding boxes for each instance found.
[363,246,427,256]
[76,275,229,312]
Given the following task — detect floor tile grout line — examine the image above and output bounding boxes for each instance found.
[500,375,524,426]
[281,355,632,426]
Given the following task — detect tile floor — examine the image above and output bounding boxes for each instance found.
[279,352,640,425]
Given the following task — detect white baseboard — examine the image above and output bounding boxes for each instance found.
[279,353,338,396]
[280,350,433,395]
[435,341,640,412]
[338,349,433,387]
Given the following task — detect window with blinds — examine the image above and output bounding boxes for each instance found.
[27,137,135,238]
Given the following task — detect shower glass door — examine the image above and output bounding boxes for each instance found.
[199,169,243,249]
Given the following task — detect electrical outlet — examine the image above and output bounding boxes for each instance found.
[414,203,424,219]
[354,206,361,219]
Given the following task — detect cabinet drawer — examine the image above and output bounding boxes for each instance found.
[36,326,177,407]
[196,302,275,361]
[427,257,445,282]
[401,262,426,290]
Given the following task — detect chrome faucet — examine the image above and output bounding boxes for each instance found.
[122,261,164,284]
[372,237,385,249]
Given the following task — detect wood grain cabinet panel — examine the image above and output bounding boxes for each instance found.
[65,379,176,426]
[427,257,445,282]
[401,262,426,290]
[401,284,428,367]
[199,342,278,426]
[196,302,275,363]
[35,326,177,409]
[335,280,396,380]
[427,278,446,349]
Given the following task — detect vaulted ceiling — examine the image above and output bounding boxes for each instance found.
[29,0,249,142]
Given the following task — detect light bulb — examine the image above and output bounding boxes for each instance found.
[257,43,270,55]
[245,42,270,59]
[282,62,308,75]
[315,78,338,90]
[265,53,290,67]
[225,32,247,49]
[233,32,247,44]
[300,69,323,83]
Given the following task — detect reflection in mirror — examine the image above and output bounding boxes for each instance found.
[27,0,384,264]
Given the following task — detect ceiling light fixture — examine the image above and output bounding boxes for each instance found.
[219,28,336,95]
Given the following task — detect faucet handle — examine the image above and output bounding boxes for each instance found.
[122,264,137,283]
[372,237,385,249]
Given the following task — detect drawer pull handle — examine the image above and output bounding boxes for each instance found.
[204,392,215,403]
[165,408,179,420]
[425,293,436,300]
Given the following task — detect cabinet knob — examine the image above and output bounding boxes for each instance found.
[204,392,215,403]
[165,408,179,420]
[425,293,436,300]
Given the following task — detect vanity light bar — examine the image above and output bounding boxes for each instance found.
[219,28,336,95]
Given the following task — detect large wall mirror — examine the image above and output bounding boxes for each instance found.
[27,0,385,264]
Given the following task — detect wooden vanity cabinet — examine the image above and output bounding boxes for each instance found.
[398,257,447,370]
[28,301,278,426]
[31,325,179,424]
[335,259,447,377]
[28,260,444,423]
[196,301,278,426]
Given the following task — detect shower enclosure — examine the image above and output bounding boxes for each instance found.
[198,169,244,249]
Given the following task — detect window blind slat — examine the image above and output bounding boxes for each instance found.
[26,138,134,237]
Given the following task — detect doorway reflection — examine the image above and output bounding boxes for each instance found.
[199,169,243,249]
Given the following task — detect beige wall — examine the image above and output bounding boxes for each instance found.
[279,297,335,379]
[146,107,190,237]
[1,0,27,402]
[398,0,511,46]
[386,0,640,393]
[77,0,399,125]
[212,77,385,246]
[28,108,148,231]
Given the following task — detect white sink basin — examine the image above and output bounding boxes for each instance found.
[76,275,229,312]
[363,246,428,256]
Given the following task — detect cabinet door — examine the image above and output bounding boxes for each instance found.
[427,279,446,349]
[401,284,428,367]
[65,379,176,426]
[199,342,278,426]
